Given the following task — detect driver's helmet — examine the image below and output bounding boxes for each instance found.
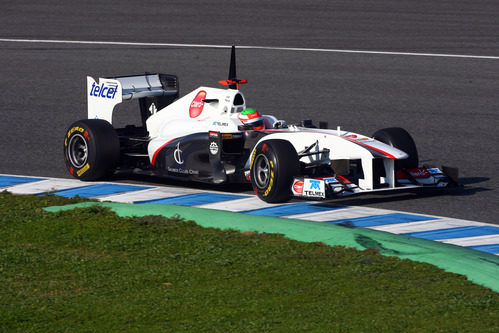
[238,108,265,130]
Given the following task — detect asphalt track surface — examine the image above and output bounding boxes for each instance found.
[0,1,498,224]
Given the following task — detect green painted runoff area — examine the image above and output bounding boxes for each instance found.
[46,202,499,292]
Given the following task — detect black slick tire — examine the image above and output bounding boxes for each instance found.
[250,139,300,203]
[63,119,120,180]
[372,127,419,170]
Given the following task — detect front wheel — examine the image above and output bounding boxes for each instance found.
[63,119,120,180]
[372,127,419,170]
[250,139,300,203]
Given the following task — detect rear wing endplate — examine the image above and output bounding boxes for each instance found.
[87,73,178,124]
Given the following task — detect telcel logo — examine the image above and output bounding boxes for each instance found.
[89,82,119,99]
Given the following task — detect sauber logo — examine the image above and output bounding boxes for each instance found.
[174,142,184,165]
[189,90,206,118]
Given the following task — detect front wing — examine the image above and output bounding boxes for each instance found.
[291,167,458,200]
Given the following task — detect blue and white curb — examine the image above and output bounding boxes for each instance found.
[2,174,498,256]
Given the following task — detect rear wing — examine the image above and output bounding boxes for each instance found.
[87,73,179,124]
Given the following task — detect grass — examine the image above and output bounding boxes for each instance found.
[0,191,498,332]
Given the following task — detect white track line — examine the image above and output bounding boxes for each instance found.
[1,38,498,60]
[197,196,277,212]
[370,218,491,234]
[98,187,199,203]
[5,178,87,194]
[440,235,499,247]
[289,206,396,221]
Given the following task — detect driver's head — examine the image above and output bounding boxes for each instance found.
[238,108,265,130]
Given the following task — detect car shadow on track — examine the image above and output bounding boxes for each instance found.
[110,172,491,206]
[110,172,254,194]
[323,177,491,207]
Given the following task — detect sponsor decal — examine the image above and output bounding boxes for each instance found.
[292,180,304,195]
[64,126,85,146]
[427,168,441,175]
[209,131,219,138]
[189,90,207,118]
[408,168,430,178]
[303,179,325,198]
[323,177,344,193]
[323,177,338,184]
[222,134,233,139]
[250,149,257,168]
[344,134,358,139]
[89,82,119,99]
[167,167,199,175]
[212,121,229,127]
[173,142,184,165]
[309,180,321,190]
[396,168,430,179]
[263,161,275,197]
[210,142,219,155]
[77,163,90,177]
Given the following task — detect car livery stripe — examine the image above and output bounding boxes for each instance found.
[342,137,397,159]
[2,174,498,256]
[242,128,397,159]
[151,138,179,166]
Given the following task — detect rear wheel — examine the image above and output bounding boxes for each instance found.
[64,119,120,180]
[372,127,419,169]
[250,139,300,203]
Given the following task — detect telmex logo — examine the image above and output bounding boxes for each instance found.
[189,90,206,118]
[308,179,322,190]
[89,82,119,99]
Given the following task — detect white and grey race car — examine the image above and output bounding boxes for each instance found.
[64,46,458,203]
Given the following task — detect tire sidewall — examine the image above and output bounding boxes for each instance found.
[250,140,299,203]
[64,119,119,180]
[251,142,278,200]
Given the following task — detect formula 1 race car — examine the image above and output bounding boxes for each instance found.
[64,46,458,203]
